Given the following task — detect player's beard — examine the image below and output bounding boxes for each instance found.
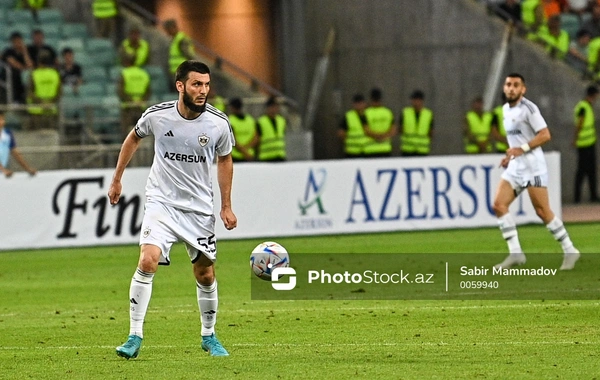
[505,93,522,105]
[182,88,206,113]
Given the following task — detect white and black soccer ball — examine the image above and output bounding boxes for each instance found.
[250,241,290,281]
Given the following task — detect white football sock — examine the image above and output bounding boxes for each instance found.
[498,214,522,254]
[546,217,576,253]
[197,281,218,336]
[129,268,154,338]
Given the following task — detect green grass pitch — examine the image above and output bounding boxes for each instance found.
[1,223,599,379]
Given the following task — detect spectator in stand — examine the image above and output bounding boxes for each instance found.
[1,32,34,104]
[27,29,58,68]
[119,26,149,67]
[536,15,570,59]
[26,50,61,130]
[495,0,522,26]
[568,29,592,74]
[117,55,151,138]
[0,110,37,178]
[58,48,83,94]
[582,3,600,38]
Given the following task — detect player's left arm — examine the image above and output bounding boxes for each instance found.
[217,153,237,230]
[505,127,550,161]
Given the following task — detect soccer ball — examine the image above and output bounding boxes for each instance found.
[250,241,290,281]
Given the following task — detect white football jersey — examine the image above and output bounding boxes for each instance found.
[502,97,548,176]
[135,101,234,214]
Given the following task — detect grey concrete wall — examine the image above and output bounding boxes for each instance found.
[281,0,595,203]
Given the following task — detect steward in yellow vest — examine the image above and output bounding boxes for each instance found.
[163,19,196,76]
[536,15,569,60]
[92,0,118,40]
[464,97,492,154]
[400,90,433,156]
[257,96,286,161]
[491,98,508,153]
[337,93,368,158]
[228,97,258,162]
[118,55,151,137]
[27,51,60,130]
[521,0,544,40]
[119,27,149,67]
[573,85,600,202]
[209,93,226,112]
[364,88,397,157]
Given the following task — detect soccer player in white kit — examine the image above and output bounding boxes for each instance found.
[493,73,580,270]
[108,61,237,358]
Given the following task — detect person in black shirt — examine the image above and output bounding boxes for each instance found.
[1,32,34,104]
[27,29,58,68]
[58,48,83,93]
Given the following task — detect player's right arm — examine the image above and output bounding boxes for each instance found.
[108,130,142,205]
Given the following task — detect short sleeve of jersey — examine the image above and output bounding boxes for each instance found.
[526,102,547,132]
[134,111,153,138]
[216,122,234,156]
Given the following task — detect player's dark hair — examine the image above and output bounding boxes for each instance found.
[506,72,525,83]
[175,60,211,83]
[586,85,599,97]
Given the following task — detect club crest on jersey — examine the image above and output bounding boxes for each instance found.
[143,227,151,238]
[198,134,210,147]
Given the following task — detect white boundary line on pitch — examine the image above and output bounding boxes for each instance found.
[1,302,599,318]
[1,341,598,351]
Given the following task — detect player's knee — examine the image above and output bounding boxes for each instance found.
[194,264,215,285]
[138,247,161,272]
[492,200,508,217]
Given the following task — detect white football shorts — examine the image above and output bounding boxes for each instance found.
[501,170,548,196]
[139,199,217,265]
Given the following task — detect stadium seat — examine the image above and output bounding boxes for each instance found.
[38,23,61,40]
[6,9,34,25]
[150,76,169,98]
[560,13,581,40]
[159,92,178,103]
[144,64,167,79]
[83,66,108,83]
[76,52,102,68]
[78,82,105,96]
[86,39,118,67]
[0,0,16,9]
[109,65,123,81]
[105,82,117,97]
[37,8,64,24]
[61,23,88,40]
[0,9,6,24]
[57,38,85,54]
[86,38,114,52]
[5,24,32,39]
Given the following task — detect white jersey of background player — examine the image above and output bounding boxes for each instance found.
[108,60,237,359]
[493,73,579,271]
